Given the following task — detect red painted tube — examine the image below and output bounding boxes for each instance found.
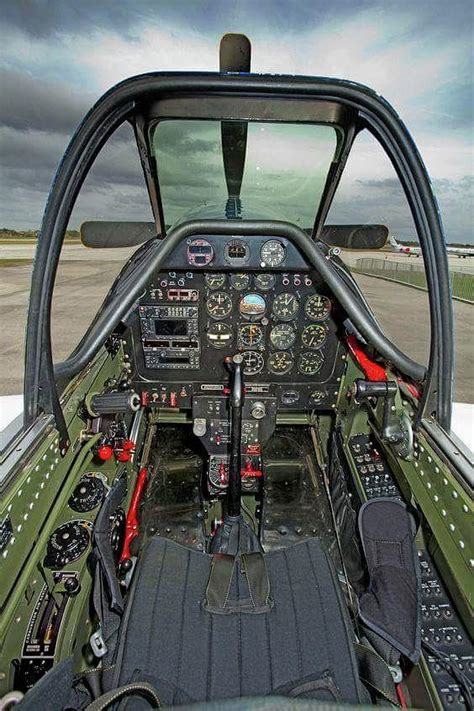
[120,466,149,564]
[346,335,387,382]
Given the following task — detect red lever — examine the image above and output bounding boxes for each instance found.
[120,466,149,564]
[346,335,387,382]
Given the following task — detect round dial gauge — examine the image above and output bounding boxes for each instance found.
[305,294,331,321]
[268,351,294,375]
[206,292,232,319]
[187,238,214,267]
[239,293,266,321]
[69,476,106,512]
[207,322,233,348]
[261,240,286,267]
[241,351,264,376]
[309,390,326,406]
[298,350,324,375]
[230,273,251,291]
[254,273,276,291]
[272,292,300,321]
[240,323,263,347]
[205,273,226,290]
[301,324,328,349]
[270,323,296,349]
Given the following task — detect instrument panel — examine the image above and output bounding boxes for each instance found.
[127,235,346,411]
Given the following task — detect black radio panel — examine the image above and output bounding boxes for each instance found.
[139,304,200,370]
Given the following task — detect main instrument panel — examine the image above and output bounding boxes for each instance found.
[127,234,346,410]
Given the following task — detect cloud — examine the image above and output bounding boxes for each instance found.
[0,0,472,242]
[0,69,92,133]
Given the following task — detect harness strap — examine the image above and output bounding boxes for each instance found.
[84,681,161,710]
[355,641,400,706]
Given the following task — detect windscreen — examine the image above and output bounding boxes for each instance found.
[151,120,338,228]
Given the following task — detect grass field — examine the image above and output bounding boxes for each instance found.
[352,258,474,302]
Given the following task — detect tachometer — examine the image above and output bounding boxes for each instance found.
[207,322,233,348]
[301,324,328,349]
[241,351,264,376]
[268,351,293,375]
[230,273,251,291]
[207,292,232,320]
[272,292,299,321]
[205,273,226,290]
[298,351,324,375]
[239,293,266,321]
[269,323,296,349]
[254,273,276,291]
[304,295,331,321]
[239,323,263,347]
[261,240,286,267]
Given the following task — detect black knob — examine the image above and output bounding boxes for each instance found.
[64,576,81,596]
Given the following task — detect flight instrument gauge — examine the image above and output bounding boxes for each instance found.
[239,293,266,321]
[305,295,331,321]
[272,293,299,321]
[205,273,226,290]
[239,323,263,347]
[207,322,233,348]
[261,240,286,267]
[207,292,232,319]
[254,273,276,291]
[269,323,296,349]
[241,351,264,375]
[298,351,324,375]
[187,239,214,266]
[230,273,251,291]
[268,351,293,375]
[301,324,328,349]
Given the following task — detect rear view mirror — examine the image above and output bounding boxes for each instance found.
[80,221,158,248]
[320,224,388,250]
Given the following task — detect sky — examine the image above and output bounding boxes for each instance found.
[0,0,472,243]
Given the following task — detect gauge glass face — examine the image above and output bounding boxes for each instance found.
[298,350,324,375]
[225,239,250,264]
[261,240,286,267]
[239,323,263,347]
[272,292,299,321]
[187,238,214,266]
[207,322,233,348]
[205,273,226,290]
[241,351,264,376]
[206,292,232,319]
[304,294,331,321]
[269,323,296,349]
[301,324,328,349]
[230,273,251,291]
[239,293,266,321]
[254,273,276,291]
[309,390,325,406]
[268,351,294,375]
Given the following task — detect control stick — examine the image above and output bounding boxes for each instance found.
[225,353,244,517]
[210,353,262,555]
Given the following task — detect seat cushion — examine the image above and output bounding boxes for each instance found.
[112,537,363,707]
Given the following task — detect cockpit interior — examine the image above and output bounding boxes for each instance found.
[0,35,472,711]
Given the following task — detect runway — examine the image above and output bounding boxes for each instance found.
[0,244,472,403]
